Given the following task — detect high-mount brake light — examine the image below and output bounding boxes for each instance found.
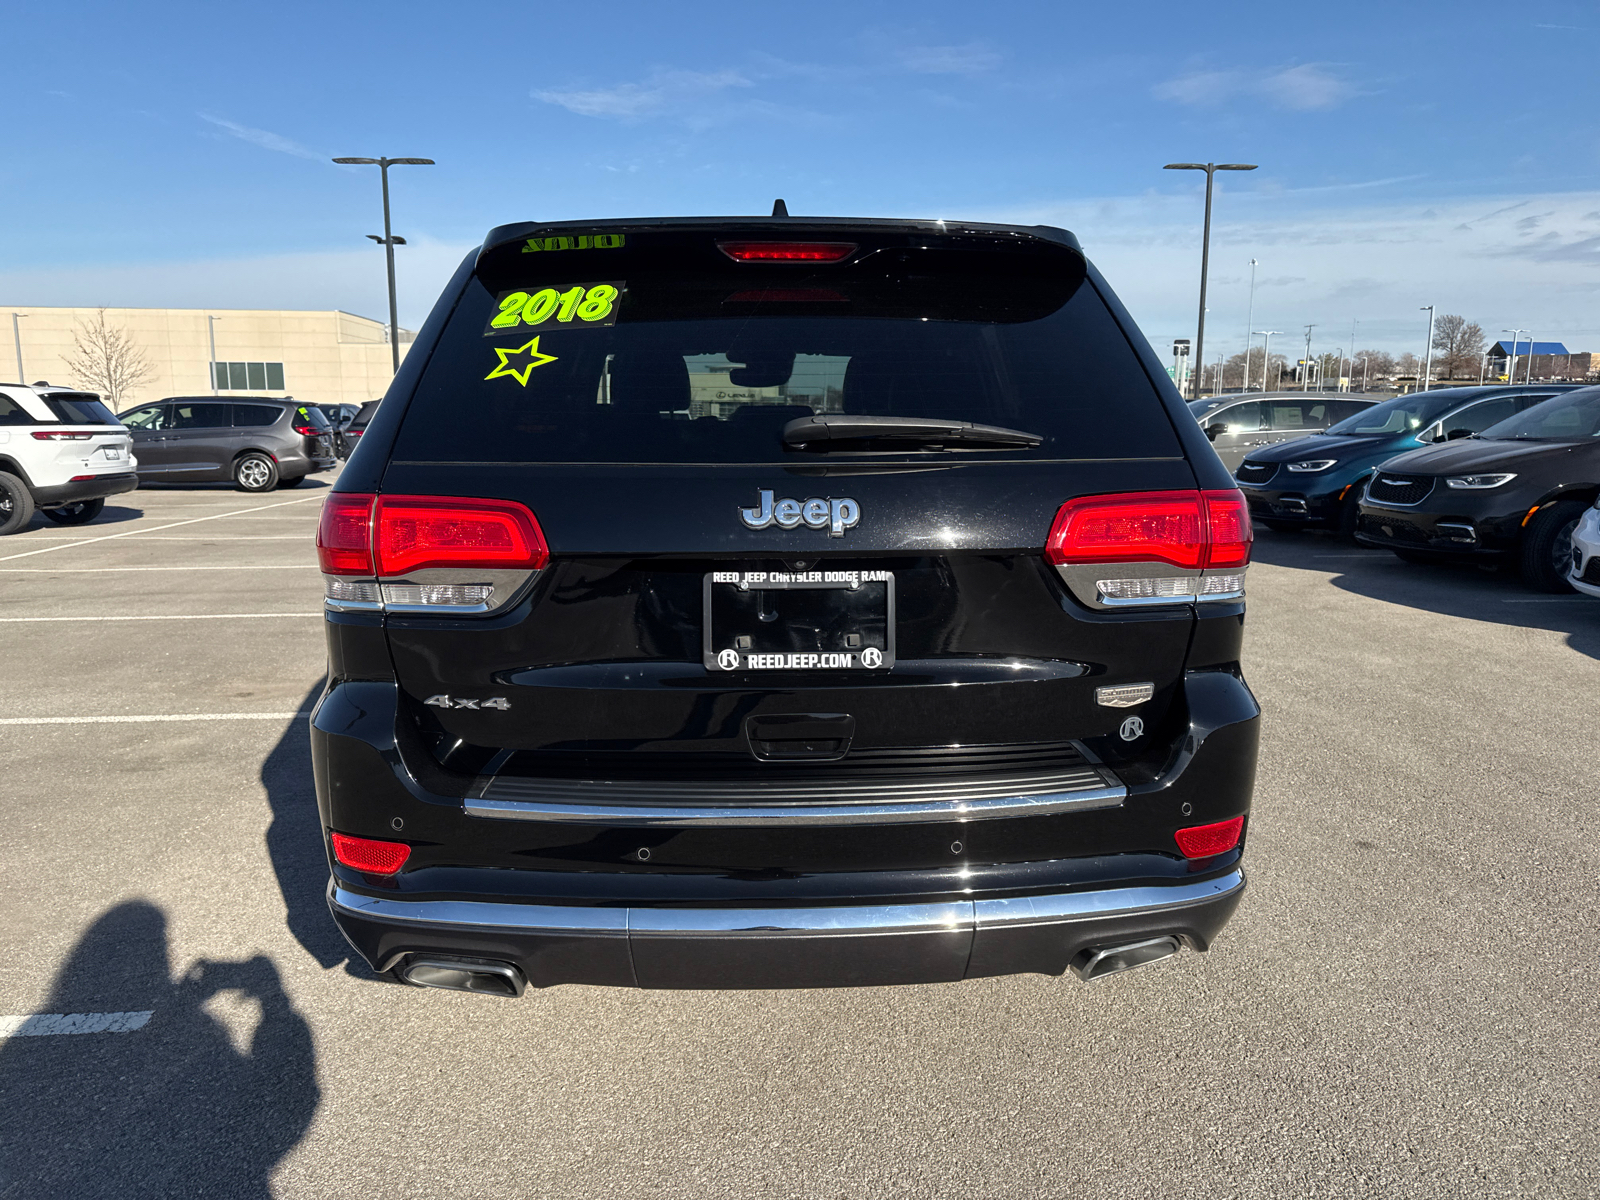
[1174,815,1245,860]
[1044,489,1253,607]
[717,241,857,263]
[375,495,548,576]
[330,831,411,875]
[317,493,376,575]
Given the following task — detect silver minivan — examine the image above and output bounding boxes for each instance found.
[1188,392,1379,472]
[118,397,338,491]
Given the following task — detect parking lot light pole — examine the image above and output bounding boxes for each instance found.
[1301,325,1316,391]
[10,313,25,383]
[332,156,435,374]
[1501,327,1527,386]
[207,315,222,394]
[1164,162,1259,400]
[1254,331,1280,391]
[1422,309,1440,387]
[1243,258,1258,391]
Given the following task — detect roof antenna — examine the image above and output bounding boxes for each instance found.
[771,198,789,217]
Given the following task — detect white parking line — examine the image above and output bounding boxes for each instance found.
[0,613,321,622]
[0,494,323,563]
[0,1011,153,1037]
[0,711,312,725]
[15,535,313,541]
[0,565,318,573]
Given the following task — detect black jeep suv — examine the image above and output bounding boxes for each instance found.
[313,215,1258,995]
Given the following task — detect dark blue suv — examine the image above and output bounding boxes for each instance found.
[1233,385,1583,536]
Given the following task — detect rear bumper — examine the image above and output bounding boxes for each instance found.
[329,868,1245,989]
[32,473,139,506]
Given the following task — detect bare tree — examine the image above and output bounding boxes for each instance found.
[62,309,154,408]
[1431,314,1486,380]
[1352,349,1395,388]
[1394,352,1422,379]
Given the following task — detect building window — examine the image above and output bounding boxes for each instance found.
[212,362,285,391]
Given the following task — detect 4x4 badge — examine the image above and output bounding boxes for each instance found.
[740,489,860,537]
[424,695,511,711]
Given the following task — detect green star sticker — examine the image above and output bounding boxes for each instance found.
[485,336,559,386]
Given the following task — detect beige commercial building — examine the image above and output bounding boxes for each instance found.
[2,306,413,411]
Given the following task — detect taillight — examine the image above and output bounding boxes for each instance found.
[1174,815,1245,859]
[293,422,319,435]
[717,241,857,262]
[319,493,548,611]
[1045,489,1252,606]
[375,495,548,575]
[32,430,93,441]
[317,493,375,575]
[330,831,410,875]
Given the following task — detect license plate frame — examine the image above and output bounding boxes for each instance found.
[701,569,895,673]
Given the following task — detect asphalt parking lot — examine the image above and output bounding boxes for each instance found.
[1,475,1598,1199]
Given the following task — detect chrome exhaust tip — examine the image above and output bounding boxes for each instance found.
[399,957,526,998]
[1069,936,1182,983]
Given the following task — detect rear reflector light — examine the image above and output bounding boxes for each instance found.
[376,495,548,575]
[330,832,410,875]
[1174,815,1245,859]
[317,493,376,575]
[717,241,857,262]
[32,431,93,440]
[69,474,97,482]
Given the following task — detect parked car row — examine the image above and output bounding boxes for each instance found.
[0,383,361,533]
[1225,384,1600,592]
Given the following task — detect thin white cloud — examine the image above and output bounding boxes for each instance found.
[895,42,1001,75]
[533,70,752,120]
[1257,64,1353,111]
[200,114,319,160]
[1154,63,1355,111]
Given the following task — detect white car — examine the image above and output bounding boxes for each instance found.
[0,383,138,534]
[1568,500,1600,598]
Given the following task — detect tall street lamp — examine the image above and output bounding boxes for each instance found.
[1419,305,1436,392]
[1501,327,1527,386]
[1164,161,1258,399]
[1301,324,1316,392]
[1243,258,1259,391]
[332,155,435,373]
[1254,331,1281,392]
[10,313,26,383]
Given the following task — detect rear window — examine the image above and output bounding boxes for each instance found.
[0,392,37,425]
[1480,388,1600,440]
[42,393,119,425]
[349,400,381,429]
[233,404,283,427]
[391,228,1181,464]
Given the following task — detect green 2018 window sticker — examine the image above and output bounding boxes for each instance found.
[484,281,623,336]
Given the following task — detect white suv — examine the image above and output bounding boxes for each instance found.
[0,384,138,534]
[1568,499,1600,599]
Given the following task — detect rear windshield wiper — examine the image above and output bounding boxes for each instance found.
[782,414,1044,451]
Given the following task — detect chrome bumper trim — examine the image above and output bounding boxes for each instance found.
[329,869,1244,938]
[465,768,1126,826]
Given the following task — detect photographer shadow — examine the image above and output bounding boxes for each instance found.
[0,901,318,1199]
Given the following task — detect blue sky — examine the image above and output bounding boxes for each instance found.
[5,0,1600,362]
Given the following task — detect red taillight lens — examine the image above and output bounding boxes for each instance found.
[330,832,410,875]
[717,241,857,262]
[317,493,375,575]
[32,431,93,440]
[1044,490,1255,571]
[1045,491,1206,570]
[293,423,319,435]
[1202,490,1253,568]
[1174,815,1245,859]
[374,495,549,576]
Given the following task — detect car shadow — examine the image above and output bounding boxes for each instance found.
[1250,527,1600,661]
[262,678,382,979]
[0,901,319,1199]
